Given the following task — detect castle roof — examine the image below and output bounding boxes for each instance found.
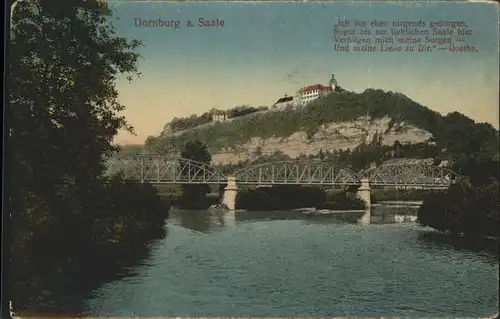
[299,84,332,93]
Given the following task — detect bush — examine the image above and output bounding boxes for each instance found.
[235,186,364,211]
[418,177,499,238]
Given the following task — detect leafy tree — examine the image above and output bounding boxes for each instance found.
[8,0,170,312]
[181,140,212,164]
[254,146,263,157]
[9,0,141,212]
[318,149,325,160]
[418,157,499,239]
[179,140,212,208]
[227,105,261,118]
[117,144,145,156]
[393,140,401,158]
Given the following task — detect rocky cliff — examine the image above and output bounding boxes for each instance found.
[211,116,432,165]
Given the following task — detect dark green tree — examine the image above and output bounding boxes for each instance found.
[7,0,171,312]
[393,140,402,158]
[418,158,499,239]
[318,149,325,160]
[179,140,212,209]
[9,0,141,216]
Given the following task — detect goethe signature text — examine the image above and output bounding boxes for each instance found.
[133,18,224,29]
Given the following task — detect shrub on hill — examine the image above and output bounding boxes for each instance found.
[164,105,269,134]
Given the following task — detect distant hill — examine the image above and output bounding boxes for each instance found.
[139,88,497,168]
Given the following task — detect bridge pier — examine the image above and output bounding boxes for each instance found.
[222,175,238,211]
[357,178,371,209]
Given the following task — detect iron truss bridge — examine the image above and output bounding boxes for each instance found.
[233,160,361,185]
[360,163,459,189]
[107,155,460,188]
[107,155,227,184]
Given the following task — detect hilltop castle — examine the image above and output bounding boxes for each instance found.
[211,74,341,123]
[273,74,339,109]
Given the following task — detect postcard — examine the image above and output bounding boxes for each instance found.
[6,0,499,318]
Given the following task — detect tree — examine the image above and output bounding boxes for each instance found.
[254,146,263,157]
[181,140,212,164]
[9,0,141,212]
[8,0,149,310]
[318,149,325,160]
[393,140,402,158]
[179,140,212,208]
[418,156,500,239]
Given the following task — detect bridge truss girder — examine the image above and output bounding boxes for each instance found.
[109,155,227,184]
[360,164,459,188]
[108,155,460,189]
[233,160,362,186]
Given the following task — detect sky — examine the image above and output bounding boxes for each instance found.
[108,1,499,145]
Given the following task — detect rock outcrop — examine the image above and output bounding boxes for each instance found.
[210,116,432,165]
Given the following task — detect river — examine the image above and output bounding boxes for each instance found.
[83,206,499,317]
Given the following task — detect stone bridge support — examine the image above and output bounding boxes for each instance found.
[222,175,238,211]
[357,178,371,209]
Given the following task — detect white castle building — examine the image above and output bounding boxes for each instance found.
[294,83,332,106]
[273,74,339,109]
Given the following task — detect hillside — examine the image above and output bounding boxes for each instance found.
[142,88,498,168]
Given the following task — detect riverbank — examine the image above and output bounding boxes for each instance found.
[10,180,172,314]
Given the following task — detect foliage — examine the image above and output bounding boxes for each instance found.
[116,144,146,155]
[9,0,141,215]
[168,112,213,133]
[418,156,499,239]
[8,0,169,313]
[236,186,364,211]
[164,105,269,134]
[216,140,439,174]
[319,190,366,210]
[181,140,212,164]
[236,186,324,210]
[371,189,435,203]
[178,140,212,209]
[11,176,170,312]
[227,105,267,118]
[416,117,499,239]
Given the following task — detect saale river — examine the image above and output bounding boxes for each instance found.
[84,206,498,317]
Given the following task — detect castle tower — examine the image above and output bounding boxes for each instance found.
[329,74,338,91]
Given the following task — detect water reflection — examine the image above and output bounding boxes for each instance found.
[169,208,227,233]
[14,226,169,317]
